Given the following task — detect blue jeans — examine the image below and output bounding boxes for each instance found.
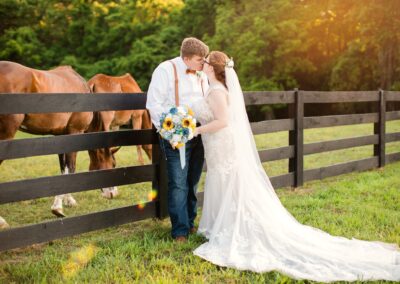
[159,135,204,238]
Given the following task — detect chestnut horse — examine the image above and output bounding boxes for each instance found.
[0,61,93,220]
[87,73,152,198]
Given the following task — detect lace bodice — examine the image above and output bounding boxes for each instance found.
[192,83,237,174]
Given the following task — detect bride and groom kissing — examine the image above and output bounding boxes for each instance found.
[146,37,399,282]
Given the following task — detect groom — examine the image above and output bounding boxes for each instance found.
[146,37,209,242]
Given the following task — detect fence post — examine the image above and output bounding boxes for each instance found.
[288,89,304,187]
[374,89,386,167]
[152,130,169,219]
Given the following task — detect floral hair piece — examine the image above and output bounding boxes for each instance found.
[225,57,234,68]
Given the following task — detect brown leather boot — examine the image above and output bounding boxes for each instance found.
[174,236,187,242]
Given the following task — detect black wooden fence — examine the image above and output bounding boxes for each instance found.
[0,90,399,252]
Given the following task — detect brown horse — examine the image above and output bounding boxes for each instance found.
[87,73,152,198]
[0,61,93,219]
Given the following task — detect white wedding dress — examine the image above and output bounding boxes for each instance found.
[191,68,400,282]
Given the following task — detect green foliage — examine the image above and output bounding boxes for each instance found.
[329,44,380,91]
[0,26,44,66]
[0,0,36,32]
[178,0,217,39]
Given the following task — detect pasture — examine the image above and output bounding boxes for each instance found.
[0,121,399,283]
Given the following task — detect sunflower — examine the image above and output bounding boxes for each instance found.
[182,118,192,128]
[187,107,194,117]
[162,118,174,131]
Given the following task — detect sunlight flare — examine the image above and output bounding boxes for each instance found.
[61,244,99,279]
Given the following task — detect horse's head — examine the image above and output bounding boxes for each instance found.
[88,146,120,171]
[87,111,121,198]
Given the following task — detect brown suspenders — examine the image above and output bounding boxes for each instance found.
[169,60,180,106]
[169,60,204,107]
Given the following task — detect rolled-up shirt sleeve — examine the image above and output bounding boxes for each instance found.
[146,65,171,130]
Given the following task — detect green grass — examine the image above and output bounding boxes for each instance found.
[0,122,399,283]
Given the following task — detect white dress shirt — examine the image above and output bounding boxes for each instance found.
[146,56,209,130]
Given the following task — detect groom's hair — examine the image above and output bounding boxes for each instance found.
[180,37,209,58]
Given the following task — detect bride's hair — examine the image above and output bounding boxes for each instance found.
[208,51,229,89]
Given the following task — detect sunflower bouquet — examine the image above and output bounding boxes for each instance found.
[159,106,197,168]
[159,105,196,148]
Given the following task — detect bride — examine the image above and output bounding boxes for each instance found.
[191,51,400,282]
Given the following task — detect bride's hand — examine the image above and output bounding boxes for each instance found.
[193,128,200,137]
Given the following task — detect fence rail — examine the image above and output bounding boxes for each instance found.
[0,129,157,160]
[0,90,399,252]
[0,165,155,204]
[0,93,147,114]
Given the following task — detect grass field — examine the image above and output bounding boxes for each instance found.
[0,121,399,283]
